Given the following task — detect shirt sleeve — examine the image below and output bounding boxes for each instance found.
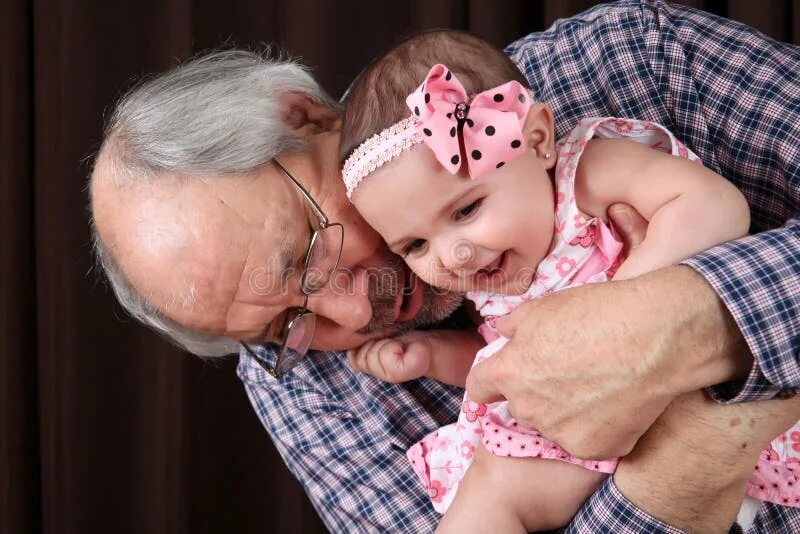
[566,477,686,534]
[683,220,800,402]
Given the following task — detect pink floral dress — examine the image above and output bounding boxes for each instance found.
[407,117,800,513]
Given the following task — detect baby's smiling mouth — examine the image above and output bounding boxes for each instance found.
[475,250,508,282]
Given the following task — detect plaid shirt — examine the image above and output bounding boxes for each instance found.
[238,1,800,532]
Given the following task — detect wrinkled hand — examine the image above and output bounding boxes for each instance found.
[467,281,677,459]
[348,328,481,387]
[466,204,693,459]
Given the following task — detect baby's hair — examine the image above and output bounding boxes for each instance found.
[340,30,530,165]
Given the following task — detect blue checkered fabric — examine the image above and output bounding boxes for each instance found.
[238,1,800,531]
[568,477,799,533]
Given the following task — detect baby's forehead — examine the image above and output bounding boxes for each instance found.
[354,145,463,202]
[352,148,473,236]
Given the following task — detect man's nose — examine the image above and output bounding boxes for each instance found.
[305,269,373,331]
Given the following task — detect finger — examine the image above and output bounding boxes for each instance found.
[365,338,400,378]
[348,340,376,373]
[465,356,505,404]
[494,306,525,338]
[358,338,391,374]
[607,203,648,254]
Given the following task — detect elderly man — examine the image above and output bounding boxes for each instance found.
[90,1,800,532]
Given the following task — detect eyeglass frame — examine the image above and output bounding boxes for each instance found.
[240,158,344,379]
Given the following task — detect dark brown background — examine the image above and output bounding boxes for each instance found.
[2,1,798,532]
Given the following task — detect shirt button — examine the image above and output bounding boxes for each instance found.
[777,388,799,399]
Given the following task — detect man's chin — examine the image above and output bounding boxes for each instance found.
[401,284,463,330]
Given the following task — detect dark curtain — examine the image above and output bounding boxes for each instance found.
[1,1,797,532]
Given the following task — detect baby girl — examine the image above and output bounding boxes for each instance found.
[340,31,800,531]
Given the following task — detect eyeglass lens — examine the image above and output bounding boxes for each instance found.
[301,224,343,293]
[276,312,316,376]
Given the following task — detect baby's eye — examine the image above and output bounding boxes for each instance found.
[454,199,483,221]
[403,238,427,257]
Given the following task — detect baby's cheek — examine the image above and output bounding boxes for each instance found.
[408,258,446,291]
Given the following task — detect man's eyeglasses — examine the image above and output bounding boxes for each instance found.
[240,159,344,379]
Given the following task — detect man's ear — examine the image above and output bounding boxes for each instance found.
[522,102,556,169]
[281,92,341,136]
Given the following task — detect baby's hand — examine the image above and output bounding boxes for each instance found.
[347,331,433,383]
[347,329,482,387]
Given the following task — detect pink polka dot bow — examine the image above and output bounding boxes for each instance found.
[405,64,532,179]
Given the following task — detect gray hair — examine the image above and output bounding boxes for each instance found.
[91,49,339,357]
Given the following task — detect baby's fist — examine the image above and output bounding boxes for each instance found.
[346,332,433,383]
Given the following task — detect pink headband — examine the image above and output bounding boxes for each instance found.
[342,64,532,199]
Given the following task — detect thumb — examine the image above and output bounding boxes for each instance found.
[465,356,505,404]
[607,203,648,255]
[494,307,524,338]
[395,337,432,380]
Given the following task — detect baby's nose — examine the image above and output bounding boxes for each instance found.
[440,238,479,273]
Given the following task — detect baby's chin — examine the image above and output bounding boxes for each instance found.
[467,271,535,295]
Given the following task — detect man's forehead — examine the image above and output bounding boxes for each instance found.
[119,164,306,324]
[132,197,192,255]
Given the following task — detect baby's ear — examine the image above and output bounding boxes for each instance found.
[281,92,341,136]
[523,102,556,169]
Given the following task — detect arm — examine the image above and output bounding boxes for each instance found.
[347,328,483,386]
[574,137,751,280]
[571,390,800,533]
[508,0,800,401]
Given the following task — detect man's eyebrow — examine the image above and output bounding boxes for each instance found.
[278,239,294,272]
[249,222,297,342]
[276,220,299,272]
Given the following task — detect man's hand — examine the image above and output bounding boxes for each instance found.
[347,329,481,387]
[465,204,751,458]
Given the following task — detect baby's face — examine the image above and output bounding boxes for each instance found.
[353,143,555,295]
